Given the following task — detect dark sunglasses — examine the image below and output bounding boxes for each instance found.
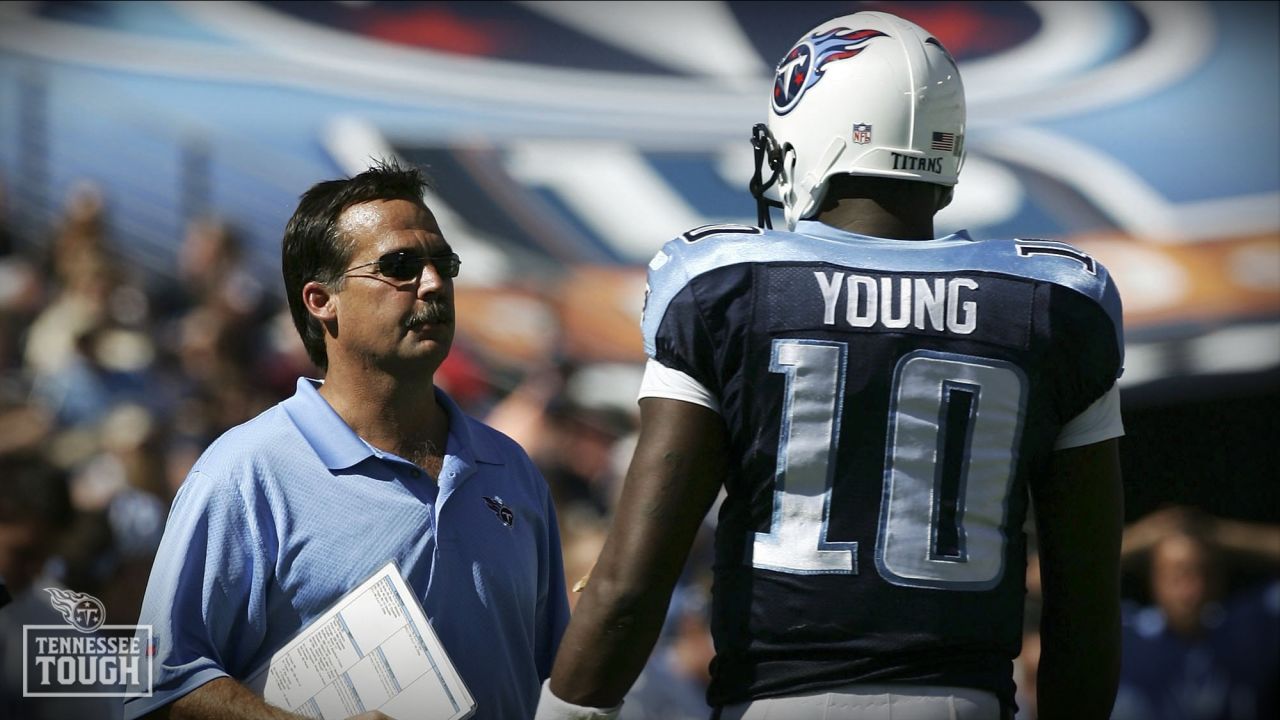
[341,250,461,281]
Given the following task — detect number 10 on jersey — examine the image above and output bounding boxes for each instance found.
[752,340,1027,590]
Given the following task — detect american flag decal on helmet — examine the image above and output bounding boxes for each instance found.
[931,132,956,152]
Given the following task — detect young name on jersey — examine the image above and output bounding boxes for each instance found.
[643,223,1122,363]
[814,271,978,335]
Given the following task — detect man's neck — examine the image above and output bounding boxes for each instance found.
[813,197,936,241]
[317,363,450,468]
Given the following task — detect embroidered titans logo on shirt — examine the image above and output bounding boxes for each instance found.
[772,28,888,115]
[483,496,514,527]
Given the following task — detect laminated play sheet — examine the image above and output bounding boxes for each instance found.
[246,561,474,720]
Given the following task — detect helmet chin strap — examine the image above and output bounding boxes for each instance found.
[752,127,850,231]
[749,124,787,229]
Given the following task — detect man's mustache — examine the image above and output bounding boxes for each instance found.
[403,300,453,328]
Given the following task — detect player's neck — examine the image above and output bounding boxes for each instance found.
[815,198,935,240]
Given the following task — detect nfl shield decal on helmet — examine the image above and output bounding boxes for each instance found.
[852,123,873,145]
[772,28,889,116]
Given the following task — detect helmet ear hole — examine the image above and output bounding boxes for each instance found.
[777,142,794,172]
[780,143,797,183]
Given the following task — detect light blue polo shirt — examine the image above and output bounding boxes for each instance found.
[124,378,569,720]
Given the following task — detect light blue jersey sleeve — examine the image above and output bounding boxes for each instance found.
[641,224,768,360]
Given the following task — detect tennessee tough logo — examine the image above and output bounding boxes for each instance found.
[772,28,888,116]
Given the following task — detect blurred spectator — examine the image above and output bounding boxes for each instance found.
[62,404,167,624]
[1111,508,1280,720]
[484,362,568,455]
[0,453,73,601]
[0,248,45,380]
[30,318,158,429]
[621,584,715,720]
[0,178,15,257]
[255,306,324,400]
[558,497,716,720]
[1015,592,1044,719]
[4,181,287,617]
[0,399,53,459]
[22,250,116,382]
[46,181,109,286]
[1122,507,1280,574]
[149,215,265,321]
[0,453,120,719]
[1014,534,1044,719]
[488,362,634,518]
[146,215,282,444]
[539,398,633,517]
[559,505,608,612]
[21,182,168,431]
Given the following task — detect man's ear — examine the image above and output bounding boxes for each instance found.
[302,280,336,323]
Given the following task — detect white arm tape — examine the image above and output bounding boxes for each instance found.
[533,679,622,720]
[1054,383,1125,450]
[637,358,720,414]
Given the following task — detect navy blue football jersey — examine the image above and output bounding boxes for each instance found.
[640,220,1124,708]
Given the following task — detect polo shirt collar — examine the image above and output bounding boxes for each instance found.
[283,377,372,470]
[282,377,505,471]
[435,388,503,467]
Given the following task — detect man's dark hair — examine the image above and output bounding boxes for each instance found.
[281,158,432,370]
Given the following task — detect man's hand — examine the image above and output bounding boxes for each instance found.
[347,713,391,720]
[145,676,349,719]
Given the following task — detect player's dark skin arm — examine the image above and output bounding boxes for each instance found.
[140,676,389,720]
[548,397,728,708]
[1032,438,1124,720]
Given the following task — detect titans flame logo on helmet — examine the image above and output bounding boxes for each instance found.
[772,28,889,116]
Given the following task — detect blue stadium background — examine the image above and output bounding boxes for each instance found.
[3,0,1275,520]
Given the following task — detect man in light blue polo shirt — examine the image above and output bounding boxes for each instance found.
[125,160,570,720]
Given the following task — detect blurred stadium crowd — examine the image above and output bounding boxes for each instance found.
[0,179,1276,719]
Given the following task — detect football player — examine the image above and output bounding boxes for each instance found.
[537,11,1124,720]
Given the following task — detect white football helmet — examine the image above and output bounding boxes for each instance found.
[757,11,966,230]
